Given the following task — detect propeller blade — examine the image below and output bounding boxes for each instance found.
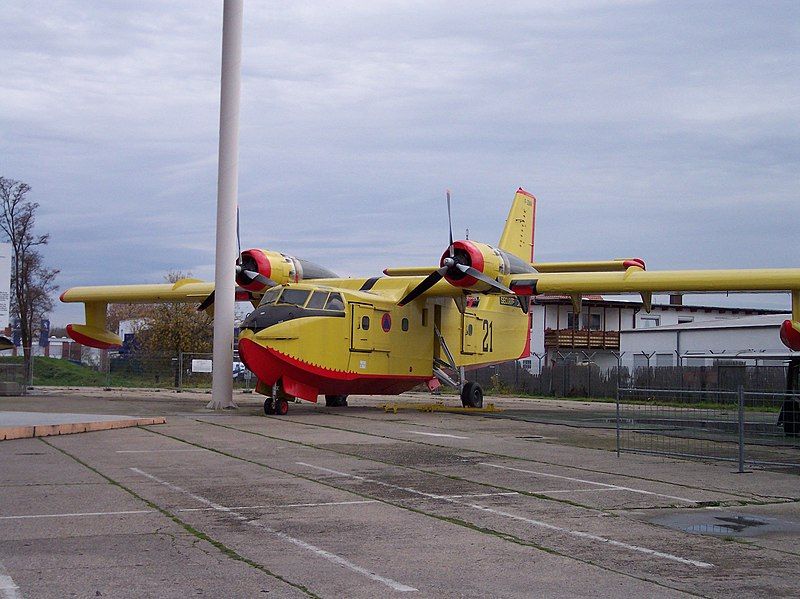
[398,266,448,306]
[241,269,277,289]
[236,206,241,262]
[197,290,215,312]
[455,264,513,294]
[446,189,454,257]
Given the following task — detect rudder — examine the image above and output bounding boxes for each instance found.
[498,188,536,262]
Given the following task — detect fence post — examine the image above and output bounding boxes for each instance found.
[737,385,745,473]
[616,385,621,458]
[105,350,111,389]
[178,352,184,392]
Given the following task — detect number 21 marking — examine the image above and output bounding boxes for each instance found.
[482,320,493,352]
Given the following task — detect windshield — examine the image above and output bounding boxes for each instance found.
[277,289,311,307]
[258,288,281,306]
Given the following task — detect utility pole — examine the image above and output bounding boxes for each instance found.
[208,0,243,410]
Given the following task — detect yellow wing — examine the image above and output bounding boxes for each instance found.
[508,265,800,350]
[508,267,800,295]
[60,278,215,348]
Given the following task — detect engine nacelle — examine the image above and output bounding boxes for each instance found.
[781,320,800,351]
[236,249,338,293]
[440,241,533,290]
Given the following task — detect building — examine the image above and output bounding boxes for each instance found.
[524,294,787,372]
[621,313,799,367]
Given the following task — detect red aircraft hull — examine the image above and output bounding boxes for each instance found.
[238,338,429,402]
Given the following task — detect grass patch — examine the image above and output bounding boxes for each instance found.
[0,355,172,388]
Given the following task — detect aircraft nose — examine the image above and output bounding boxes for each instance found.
[238,337,281,386]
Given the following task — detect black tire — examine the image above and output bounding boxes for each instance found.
[263,398,275,415]
[460,382,483,409]
[274,398,289,416]
[325,394,348,407]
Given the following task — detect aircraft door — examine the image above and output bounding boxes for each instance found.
[350,303,374,352]
[373,308,391,352]
[462,312,483,355]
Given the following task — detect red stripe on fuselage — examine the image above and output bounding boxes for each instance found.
[238,338,429,398]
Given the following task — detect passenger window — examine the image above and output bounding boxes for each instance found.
[401,318,409,332]
[306,290,328,310]
[361,315,370,330]
[277,289,310,306]
[325,293,344,311]
[422,308,428,327]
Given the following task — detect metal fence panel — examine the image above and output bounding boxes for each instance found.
[617,387,800,469]
[179,351,254,391]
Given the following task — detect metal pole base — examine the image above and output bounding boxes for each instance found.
[206,397,238,410]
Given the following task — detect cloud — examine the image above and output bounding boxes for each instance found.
[1,0,799,325]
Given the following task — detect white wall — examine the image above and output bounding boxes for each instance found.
[621,322,784,367]
[528,300,783,371]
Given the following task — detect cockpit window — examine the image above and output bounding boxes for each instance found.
[325,292,344,311]
[258,288,281,306]
[277,289,311,307]
[306,290,329,310]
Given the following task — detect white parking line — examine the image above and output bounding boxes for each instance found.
[0,510,154,520]
[0,561,21,599]
[479,463,699,504]
[537,488,627,494]
[438,492,519,499]
[0,496,517,522]
[116,449,205,454]
[0,501,378,520]
[130,468,417,592]
[297,462,712,569]
[406,431,469,439]
[178,500,377,512]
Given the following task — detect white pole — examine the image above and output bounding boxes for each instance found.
[208,0,243,410]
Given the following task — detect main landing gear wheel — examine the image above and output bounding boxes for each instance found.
[325,394,348,407]
[460,382,483,409]
[263,398,275,415]
[274,398,290,416]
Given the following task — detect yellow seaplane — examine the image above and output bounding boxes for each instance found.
[61,188,800,415]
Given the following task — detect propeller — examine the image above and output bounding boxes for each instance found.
[397,191,513,306]
[197,207,276,313]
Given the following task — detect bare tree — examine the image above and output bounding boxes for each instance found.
[0,177,59,381]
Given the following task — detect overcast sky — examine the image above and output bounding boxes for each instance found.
[2,1,799,326]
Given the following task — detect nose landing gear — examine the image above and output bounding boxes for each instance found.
[263,381,292,416]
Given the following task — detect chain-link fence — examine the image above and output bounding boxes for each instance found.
[617,387,800,470]
[2,345,797,404]
[177,352,255,392]
[466,359,793,400]
[0,360,26,395]
[0,349,256,392]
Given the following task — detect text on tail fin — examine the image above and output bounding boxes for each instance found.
[498,187,536,262]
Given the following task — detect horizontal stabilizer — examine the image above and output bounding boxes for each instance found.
[66,324,122,350]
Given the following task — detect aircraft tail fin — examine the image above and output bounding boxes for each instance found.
[498,188,536,262]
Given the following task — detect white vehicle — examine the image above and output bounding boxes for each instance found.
[232,361,248,380]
